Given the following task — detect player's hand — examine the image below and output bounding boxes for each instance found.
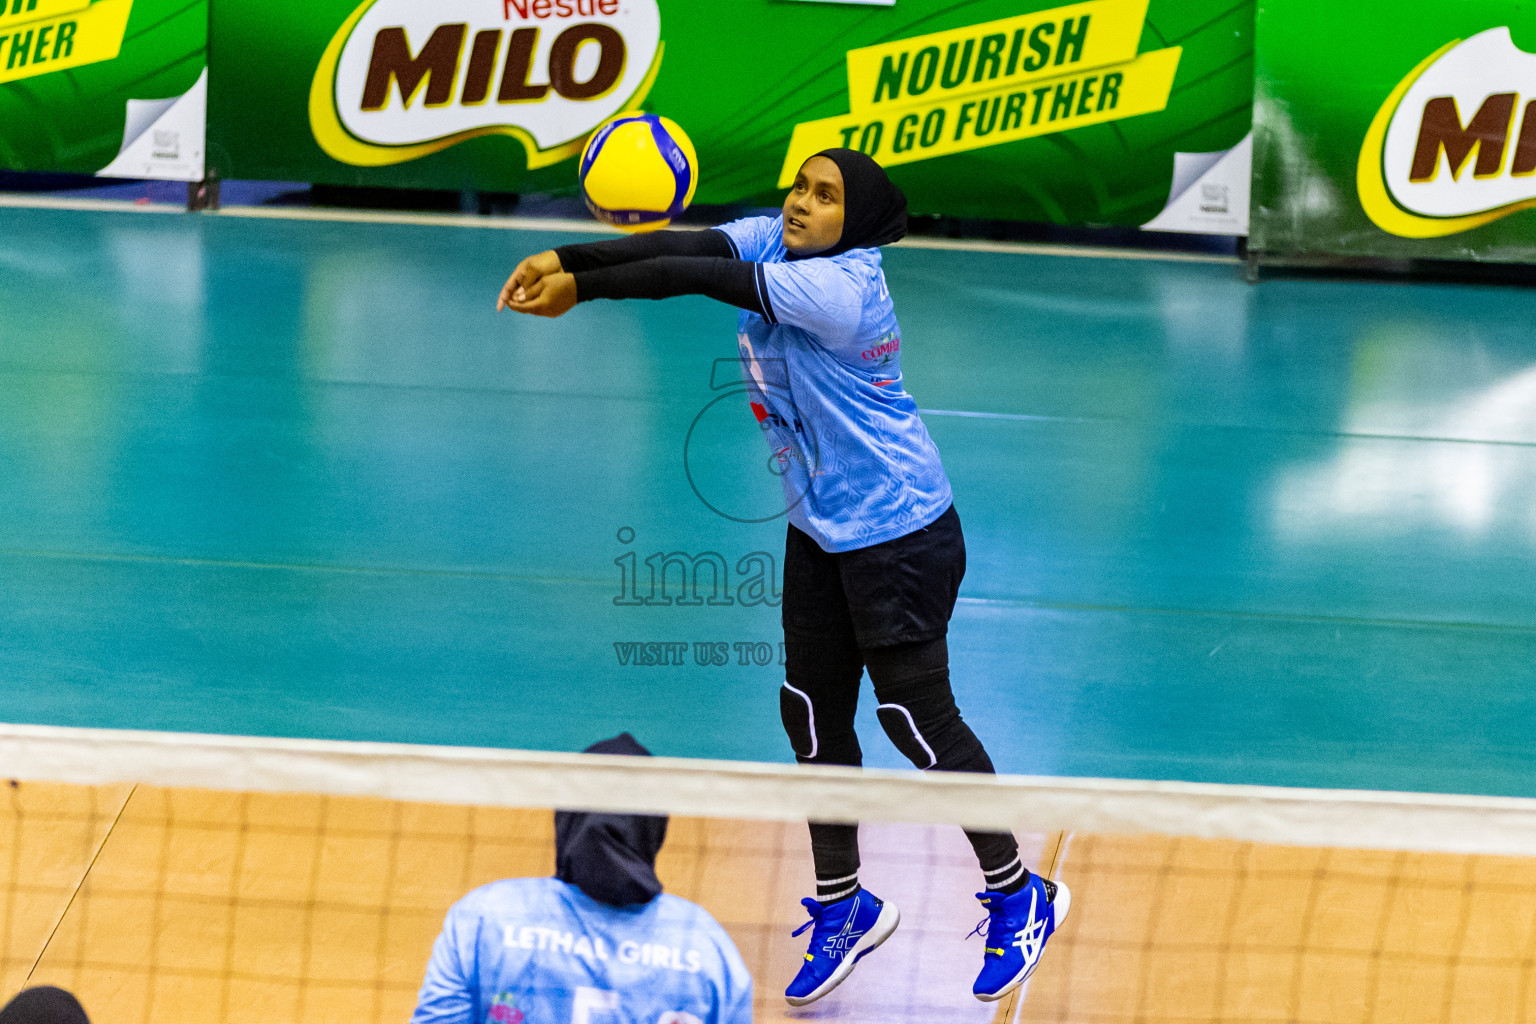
[497,250,563,311]
[505,271,578,318]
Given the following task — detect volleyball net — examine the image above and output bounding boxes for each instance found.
[4,723,1536,1024]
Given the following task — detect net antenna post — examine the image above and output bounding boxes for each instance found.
[187,170,221,213]
[1238,235,1260,284]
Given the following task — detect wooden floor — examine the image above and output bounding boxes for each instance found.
[6,206,1536,800]
[5,781,1536,1023]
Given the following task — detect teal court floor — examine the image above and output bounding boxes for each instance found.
[1,205,1533,796]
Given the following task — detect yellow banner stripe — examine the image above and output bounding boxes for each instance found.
[0,0,91,29]
[846,0,1148,115]
[778,47,1180,186]
[0,0,131,86]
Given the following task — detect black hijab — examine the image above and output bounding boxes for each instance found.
[786,148,908,260]
[0,987,91,1024]
[554,733,668,907]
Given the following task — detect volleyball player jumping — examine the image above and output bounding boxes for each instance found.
[498,148,1069,1005]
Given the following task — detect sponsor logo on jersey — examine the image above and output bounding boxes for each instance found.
[489,992,526,1023]
[310,0,662,168]
[502,924,705,973]
[1359,27,1536,237]
[861,333,900,363]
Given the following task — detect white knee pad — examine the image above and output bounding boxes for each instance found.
[780,682,819,759]
[876,702,937,769]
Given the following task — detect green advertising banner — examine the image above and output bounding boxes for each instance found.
[1252,0,1536,261]
[0,0,207,181]
[208,0,1254,231]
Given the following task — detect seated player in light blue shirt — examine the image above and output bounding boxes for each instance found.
[411,734,753,1024]
[498,150,1070,1007]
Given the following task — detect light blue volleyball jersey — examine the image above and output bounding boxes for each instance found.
[411,878,753,1024]
[717,216,952,552]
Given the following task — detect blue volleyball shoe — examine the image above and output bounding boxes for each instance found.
[784,889,900,1006]
[971,875,1071,1001]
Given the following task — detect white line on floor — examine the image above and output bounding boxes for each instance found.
[0,194,1239,264]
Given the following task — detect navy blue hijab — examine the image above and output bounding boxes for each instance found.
[555,733,668,907]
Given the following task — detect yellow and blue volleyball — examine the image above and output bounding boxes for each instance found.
[579,113,698,233]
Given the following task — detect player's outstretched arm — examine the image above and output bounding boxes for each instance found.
[497,250,563,311]
[500,255,771,320]
[554,228,737,272]
[502,269,578,318]
[499,230,741,317]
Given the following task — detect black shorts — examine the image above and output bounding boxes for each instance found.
[782,504,965,649]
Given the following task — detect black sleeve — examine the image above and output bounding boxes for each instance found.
[554,228,738,272]
[572,256,769,317]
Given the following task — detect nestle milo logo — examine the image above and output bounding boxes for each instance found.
[1360,27,1536,237]
[309,0,662,169]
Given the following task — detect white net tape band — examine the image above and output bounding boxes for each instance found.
[1,722,1532,856]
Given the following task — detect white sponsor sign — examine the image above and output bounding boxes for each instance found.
[98,68,207,182]
[1141,132,1251,235]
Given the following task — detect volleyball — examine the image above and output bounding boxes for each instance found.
[579,113,698,233]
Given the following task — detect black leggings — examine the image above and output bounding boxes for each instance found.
[782,632,1020,882]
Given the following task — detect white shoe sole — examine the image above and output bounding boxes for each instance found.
[784,900,901,1007]
[974,880,1072,1003]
